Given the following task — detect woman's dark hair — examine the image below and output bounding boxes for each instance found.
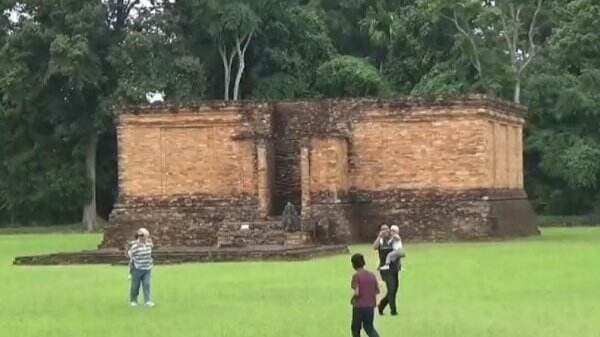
[351,253,366,269]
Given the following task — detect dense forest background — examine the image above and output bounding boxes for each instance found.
[1,0,599,228]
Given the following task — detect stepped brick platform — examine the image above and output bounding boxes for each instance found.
[13,244,349,266]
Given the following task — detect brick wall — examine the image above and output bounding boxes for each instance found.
[309,138,349,201]
[104,97,537,248]
[119,113,258,197]
[103,103,272,248]
[350,117,489,190]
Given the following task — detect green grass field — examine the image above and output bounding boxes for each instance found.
[0,228,598,337]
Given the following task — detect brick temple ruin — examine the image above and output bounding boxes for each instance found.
[100,95,537,249]
[14,95,539,265]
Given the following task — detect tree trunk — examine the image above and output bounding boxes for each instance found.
[233,32,253,101]
[82,133,98,231]
[224,68,231,101]
[514,76,521,104]
[233,56,245,101]
[218,43,233,101]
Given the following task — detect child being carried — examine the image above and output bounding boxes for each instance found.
[379,225,405,271]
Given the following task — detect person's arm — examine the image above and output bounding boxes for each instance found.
[350,274,359,303]
[127,243,137,259]
[372,235,381,250]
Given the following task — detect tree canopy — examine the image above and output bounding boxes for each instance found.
[0,0,598,225]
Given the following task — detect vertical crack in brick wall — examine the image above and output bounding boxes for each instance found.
[272,104,302,214]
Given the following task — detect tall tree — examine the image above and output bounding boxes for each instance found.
[1,0,109,229]
[184,0,261,101]
[359,0,399,73]
[250,3,335,99]
[525,0,600,213]
[428,0,550,103]
[0,0,206,228]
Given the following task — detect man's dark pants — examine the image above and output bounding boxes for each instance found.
[378,269,399,314]
[351,307,380,337]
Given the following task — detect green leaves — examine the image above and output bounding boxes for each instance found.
[221,2,261,35]
[315,55,391,97]
[250,5,334,99]
[46,34,102,90]
[530,130,600,189]
[559,141,600,189]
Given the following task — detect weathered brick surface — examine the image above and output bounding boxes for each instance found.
[340,188,537,242]
[102,194,259,248]
[13,245,350,265]
[309,138,349,200]
[216,221,285,247]
[119,113,260,197]
[350,118,491,190]
[104,96,537,248]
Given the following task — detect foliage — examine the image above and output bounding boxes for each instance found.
[1,0,600,222]
[524,0,600,214]
[108,8,207,104]
[250,4,335,99]
[316,55,390,97]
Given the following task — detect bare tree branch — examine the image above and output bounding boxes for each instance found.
[519,0,543,74]
[218,41,235,101]
[232,31,254,101]
[513,5,522,62]
[241,31,254,54]
[498,9,515,64]
[443,10,482,77]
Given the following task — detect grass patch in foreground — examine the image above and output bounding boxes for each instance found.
[0,228,598,337]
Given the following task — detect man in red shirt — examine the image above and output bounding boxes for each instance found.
[350,253,381,337]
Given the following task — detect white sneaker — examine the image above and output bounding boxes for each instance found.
[379,265,390,271]
[130,302,138,307]
[128,274,131,280]
[145,302,155,307]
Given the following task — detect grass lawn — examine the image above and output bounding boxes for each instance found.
[0,228,598,337]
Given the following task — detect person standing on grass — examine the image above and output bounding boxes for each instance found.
[350,253,381,337]
[373,224,402,316]
[125,232,152,280]
[128,228,155,307]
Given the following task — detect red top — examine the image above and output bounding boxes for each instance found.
[351,269,380,308]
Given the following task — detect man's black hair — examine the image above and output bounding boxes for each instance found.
[351,253,366,270]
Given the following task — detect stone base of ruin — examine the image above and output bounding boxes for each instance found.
[13,244,349,266]
[98,188,538,253]
[307,188,539,242]
[284,232,312,247]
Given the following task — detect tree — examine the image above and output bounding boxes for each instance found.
[428,0,550,103]
[487,0,544,103]
[359,0,399,73]
[0,0,110,230]
[109,4,207,104]
[185,0,261,101]
[0,0,207,228]
[525,0,600,213]
[250,4,335,99]
[316,55,390,97]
